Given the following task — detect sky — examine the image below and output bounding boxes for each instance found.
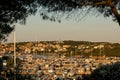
[7,12,120,43]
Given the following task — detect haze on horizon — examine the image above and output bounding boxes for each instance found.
[6,13,120,43]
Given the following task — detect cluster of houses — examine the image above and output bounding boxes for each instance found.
[16,54,120,79]
[0,41,107,56]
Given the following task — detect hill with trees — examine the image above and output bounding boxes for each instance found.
[2,40,120,57]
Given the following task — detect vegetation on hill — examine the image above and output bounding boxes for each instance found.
[2,41,120,57]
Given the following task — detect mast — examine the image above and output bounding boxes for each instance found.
[14,30,16,67]
[13,30,16,80]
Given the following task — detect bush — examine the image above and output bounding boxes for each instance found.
[90,62,120,80]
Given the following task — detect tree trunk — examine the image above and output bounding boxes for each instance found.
[111,7,120,25]
[107,0,120,25]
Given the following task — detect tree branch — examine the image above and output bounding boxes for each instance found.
[79,1,107,6]
[106,0,120,25]
[79,0,120,25]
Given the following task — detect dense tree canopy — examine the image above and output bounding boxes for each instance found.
[0,0,120,41]
[0,0,39,41]
[38,0,120,24]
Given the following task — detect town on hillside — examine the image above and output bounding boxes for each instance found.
[0,40,120,80]
[0,40,120,57]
